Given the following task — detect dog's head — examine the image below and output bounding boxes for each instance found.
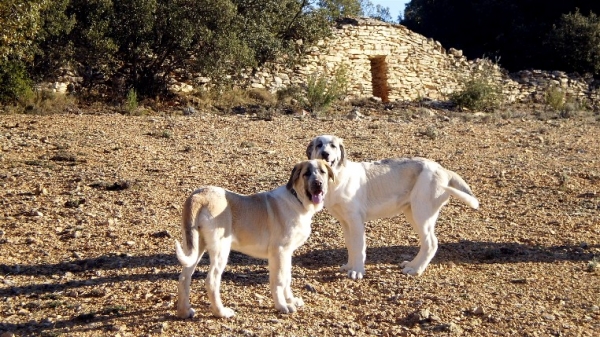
[305,135,346,170]
[286,159,334,211]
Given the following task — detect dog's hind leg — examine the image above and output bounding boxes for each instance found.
[205,238,234,318]
[400,206,440,276]
[176,242,205,319]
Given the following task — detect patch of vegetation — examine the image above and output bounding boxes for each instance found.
[419,125,439,140]
[4,88,79,115]
[545,85,565,111]
[588,257,598,272]
[102,305,127,316]
[50,152,77,162]
[45,300,64,308]
[450,73,502,112]
[247,88,276,106]
[146,130,172,139]
[123,89,139,114]
[304,66,349,115]
[0,59,33,105]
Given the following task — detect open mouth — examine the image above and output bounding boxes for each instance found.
[307,189,324,204]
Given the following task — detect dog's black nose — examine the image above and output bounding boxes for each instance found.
[321,152,330,160]
[315,180,323,187]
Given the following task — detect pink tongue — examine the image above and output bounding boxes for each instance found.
[311,191,324,204]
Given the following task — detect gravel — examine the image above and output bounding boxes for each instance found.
[0,107,599,336]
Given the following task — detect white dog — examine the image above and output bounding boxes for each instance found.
[175,160,334,318]
[306,135,479,279]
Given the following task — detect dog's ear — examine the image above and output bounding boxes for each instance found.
[305,139,315,159]
[286,163,302,191]
[323,161,335,182]
[338,138,347,167]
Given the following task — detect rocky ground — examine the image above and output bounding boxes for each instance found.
[0,104,599,336]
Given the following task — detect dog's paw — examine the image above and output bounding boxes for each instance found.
[275,303,298,314]
[288,297,304,308]
[340,264,365,280]
[400,261,423,276]
[176,307,195,319]
[211,306,235,318]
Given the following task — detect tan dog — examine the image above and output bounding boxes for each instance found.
[175,160,334,318]
[307,135,479,279]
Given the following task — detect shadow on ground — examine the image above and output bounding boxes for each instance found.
[0,241,596,336]
[1,240,595,297]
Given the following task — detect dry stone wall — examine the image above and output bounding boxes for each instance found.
[242,18,600,106]
[40,17,600,107]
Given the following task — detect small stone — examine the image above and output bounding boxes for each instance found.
[472,306,485,315]
[73,252,83,259]
[448,323,462,333]
[72,231,82,239]
[125,241,135,246]
[25,237,37,244]
[183,106,196,115]
[346,108,363,120]
[151,322,168,333]
[542,313,555,321]
[30,210,43,217]
[405,308,431,325]
[151,230,172,238]
[304,284,317,293]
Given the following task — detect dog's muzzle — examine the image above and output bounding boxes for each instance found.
[308,181,324,204]
[319,152,336,167]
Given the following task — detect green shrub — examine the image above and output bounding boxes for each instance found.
[124,88,138,113]
[545,86,565,111]
[304,66,349,114]
[0,60,34,104]
[450,75,502,112]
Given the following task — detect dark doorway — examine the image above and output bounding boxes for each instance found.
[370,56,389,102]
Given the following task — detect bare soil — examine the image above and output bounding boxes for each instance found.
[1,105,599,336]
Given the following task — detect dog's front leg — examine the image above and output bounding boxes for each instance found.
[269,250,301,313]
[338,216,367,280]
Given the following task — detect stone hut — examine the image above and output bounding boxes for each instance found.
[242,17,600,106]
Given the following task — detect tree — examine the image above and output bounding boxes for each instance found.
[361,0,393,23]
[549,10,600,75]
[401,0,600,74]
[56,0,332,97]
[0,0,48,60]
[318,0,362,19]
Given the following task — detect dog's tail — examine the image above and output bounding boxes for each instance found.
[175,194,204,268]
[445,171,479,209]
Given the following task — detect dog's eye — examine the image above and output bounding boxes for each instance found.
[331,144,337,149]
[303,171,311,177]
[319,169,326,174]
[316,143,323,148]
